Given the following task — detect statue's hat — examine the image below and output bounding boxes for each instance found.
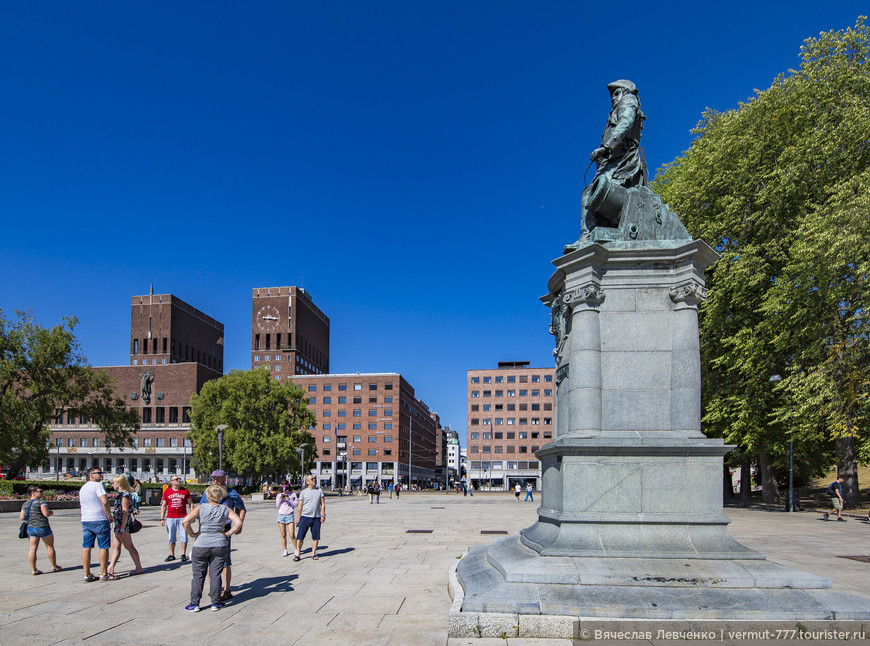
[607,79,637,94]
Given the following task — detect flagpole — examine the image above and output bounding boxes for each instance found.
[408,418,413,490]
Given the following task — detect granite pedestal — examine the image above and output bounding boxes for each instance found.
[451,240,870,638]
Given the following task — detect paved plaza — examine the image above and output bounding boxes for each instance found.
[1,492,869,645]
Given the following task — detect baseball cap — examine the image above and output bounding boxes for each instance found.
[210,469,226,478]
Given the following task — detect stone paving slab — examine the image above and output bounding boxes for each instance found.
[1,493,869,645]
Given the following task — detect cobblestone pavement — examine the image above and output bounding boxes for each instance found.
[1,492,868,645]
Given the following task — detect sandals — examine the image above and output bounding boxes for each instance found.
[128,570,144,576]
[83,574,99,583]
[292,555,301,562]
[102,573,121,581]
[32,570,43,576]
[311,556,319,560]
[51,566,63,573]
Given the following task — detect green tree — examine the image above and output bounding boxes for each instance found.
[187,368,317,482]
[654,18,870,504]
[0,309,139,476]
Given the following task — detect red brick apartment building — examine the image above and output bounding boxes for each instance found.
[291,373,439,489]
[466,361,555,490]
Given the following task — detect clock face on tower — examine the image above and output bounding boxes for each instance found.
[256,305,280,332]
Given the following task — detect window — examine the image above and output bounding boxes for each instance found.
[369,383,377,391]
[483,390,491,397]
[482,446,491,453]
[384,396,392,403]
[520,404,528,411]
[471,377,480,384]
[507,404,515,411]
[520,446,528,453]
[353,410,361,417]
[68,438,74,447]
[155,407,165,423]
[495,376,503,383]
[323,385,332,391]
[384,409,393,416]
[519,375,528,383]
[170,438,178,447]
[507,418,515,425]
[471,405,479,412]
[142,408,152,423]
[80,438,87,447]
[308,385,316,392]
[531,390,540,397]
[532,403,540,411]
[532,431,540,439]
[383,422,392,429]
[531,418,540,425]
[322,410,331,417]
[353,436,361,442]
[353,423,361,430]
[519,431,528,439]
[322,448,331,456]
[352,448,361,456]
[274,354,281,361]
[368,423,376,430]
[337,423,346,430]
[169,407,178,423]
[483,376,491,383]
[495,390,503,396]
[368,410,377,417]
[338,396,346,404]
[369,396,377,403]
[483,432,491,439]
[495,418,503,425]
[265,355,270,361]
[338,410,346,417]
[519,389,527,396]
[471,391,479,398]
[323,436,331,443]
[142,438,151,447]
[532,375,540,383]
[368,449,377,456]
[495,446,503,453]
[157,438,165,447]
[353,383,362,390]
[323,423,331,430]
[507,390,515,397]
[494,432,503,439]
[544,389,553,397]
[368,436,376,443]
[323,397,331,404]
[544,403,553,411]
[384,435,392,442]
[309,397,316,405]
[544,374,553,382]
[338,384,347,391]
[384,449,392,456]
[471,418,480,426]
[507,376,516,383]
[506,432,515,439]
[353,396,362,404]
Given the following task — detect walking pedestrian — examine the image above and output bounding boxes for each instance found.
[200,470,246,602]
[275,486,298,557]
[389,482,393,499]
[373,479,381,504]
[79,466,112,582]
[514,482,521,501]
[822,475,846,522]
[182,484,243,612]
[293,474,325,561]
[524,483,534,502]
[395,482,401,499]
[106,475,143,579]
[160,475,193,562]
[20,485,60,575]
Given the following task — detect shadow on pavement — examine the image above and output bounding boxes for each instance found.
[230,574,299,601]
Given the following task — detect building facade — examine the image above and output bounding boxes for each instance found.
[40,293,223,482]
[446,428,461,484]
[466,361,555,490]
[291,373,437,490]
[251,286,329,376]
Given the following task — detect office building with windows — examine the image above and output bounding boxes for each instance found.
[41,293,223,481]
[466,361,555,491]
[251,286,329,376]
[292,373,437,489]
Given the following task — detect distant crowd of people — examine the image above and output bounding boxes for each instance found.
[20,466,327,612]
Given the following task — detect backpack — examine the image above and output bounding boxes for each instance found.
[825,482,838,496]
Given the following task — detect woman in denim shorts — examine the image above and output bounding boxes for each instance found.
[275,486,298,557]
[20,485,60,575]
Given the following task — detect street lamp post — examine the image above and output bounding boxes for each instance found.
[769,374,794,512]
[215,424,228,473]
[55,440,61,482]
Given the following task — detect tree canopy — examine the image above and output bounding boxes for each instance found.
[653,18,870,504]
[0,309,139,475]
[187,368,317,482]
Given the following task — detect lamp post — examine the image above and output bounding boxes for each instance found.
[769,374,794,512]
[296,445,308,486]
[408,418,413,490]
[55,439,61,481]
[215,424,228,472]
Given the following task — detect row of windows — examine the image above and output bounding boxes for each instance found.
[55,437,191,448]
[313,408,393,417]
[323,435,393,443]
[470,389,552,398]
[469,445,540,454]
[470,431,551,440]
[469,460,540,470]
[308,382,393,392]
[318,422,393,431]
[55,407,191,425]
[133,338,221,371]
[470,418,552,426]
[471,403,551,412]
[322,448,393,457]
[309,396,393,405]
[470,375,552,384]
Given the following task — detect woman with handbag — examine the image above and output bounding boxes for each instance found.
[106,475,144,579]
[19,485,60,575]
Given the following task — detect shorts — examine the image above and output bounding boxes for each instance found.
[27,526,52,539]
[277,514,294,524]
[225,537,232,566]
[832,497,843,510]
[165,517,187,544]
[296,515,321,541]
[82,520,111,550]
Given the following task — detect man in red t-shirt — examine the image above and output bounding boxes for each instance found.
[160,476,193,561]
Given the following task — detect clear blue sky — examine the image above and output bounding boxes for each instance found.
[1,3,864,441]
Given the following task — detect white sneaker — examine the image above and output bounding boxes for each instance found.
[281,550,289,557]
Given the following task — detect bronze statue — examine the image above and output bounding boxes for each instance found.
[139,370,154,405]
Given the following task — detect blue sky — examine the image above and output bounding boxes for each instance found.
[1,3,865,440]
